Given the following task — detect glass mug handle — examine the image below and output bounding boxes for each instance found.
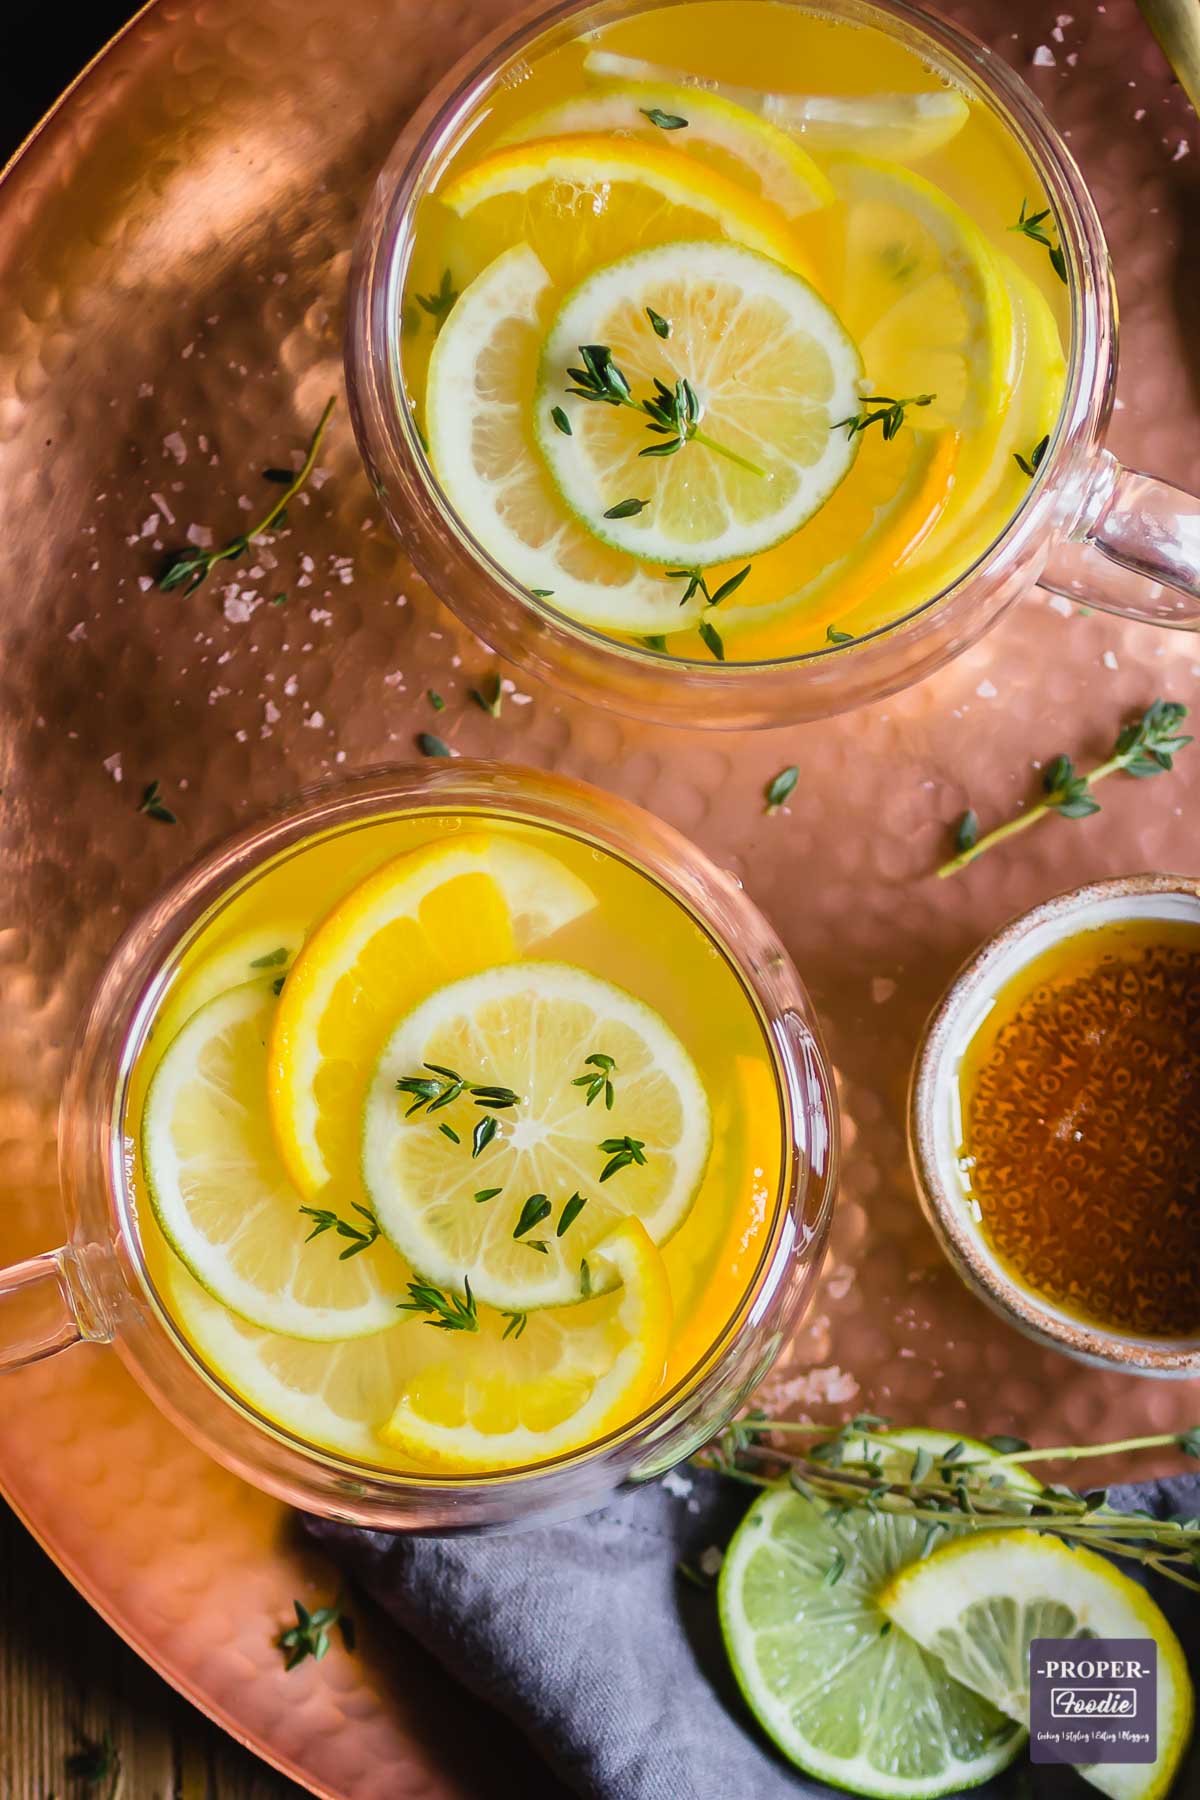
[0,1249,84,1371]
[1039,448,1200,626]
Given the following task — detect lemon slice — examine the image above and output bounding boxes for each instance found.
[438,135,810,290]
[362,960,711,1311]
[144,983,407,1339]
[536,240,862,567]
[829,155,1013,433]
[151,925,306,1050]
[882,1531,1195,1800]
[379,1217,672,1472]
[501,81,832,217]
[268,833,595,1198]
[426,244,694,632]
[584,51,970,160]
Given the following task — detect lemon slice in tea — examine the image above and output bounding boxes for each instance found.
[362,960,711,1311]
[144,983,407,1339]
[379,1217,672,1472]
[536,240,862,568]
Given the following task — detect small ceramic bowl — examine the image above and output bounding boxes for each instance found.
[909,872,1200,1377]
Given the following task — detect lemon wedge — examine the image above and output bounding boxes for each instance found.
[536,240,862,568]
[143,983,407,1339]
[378,1217,672,1472]
[501,80,832,217]
[362,960,711,1311]
[583,51,970,161]
[268,833,594,1200]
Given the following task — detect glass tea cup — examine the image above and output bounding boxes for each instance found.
[346,0,1200,730]
[0,764,836,1530]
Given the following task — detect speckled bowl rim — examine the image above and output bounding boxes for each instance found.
[909,872,1200,1377]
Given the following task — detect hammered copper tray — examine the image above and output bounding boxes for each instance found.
[1,1,1198,1794]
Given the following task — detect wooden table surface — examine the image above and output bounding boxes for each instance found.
[0,1500,306,1799]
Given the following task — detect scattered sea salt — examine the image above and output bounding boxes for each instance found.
[1172,140,1190,162]
[103,754,123,783]
[162,431,187,463]
[1102,650,1119,670]
[976,678,997,699]
[1032,44,1056,66]
[186,523,213,548]
[67,622,87,642]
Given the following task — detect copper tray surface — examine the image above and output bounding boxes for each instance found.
[1,0,1198,1793]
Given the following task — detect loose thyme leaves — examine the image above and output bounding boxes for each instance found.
[765,765,799,813]
[159,396,336,596]
[428,688,446,711]
[278,1594,355,1669]
[65,1730,121,1796]
[396,1063,518,1116]
[573,1050,617,1109]
[646,306,672,339]
[580,1258,593,1299]
[599,1135,647,1181]
[641,633,669,651]
[557,1192,588,1236]
[833,393,935,441]
[398,1277,479,1331]
[137,778,177,825]
[250,945,289,968]
[416,732,452,758]
[415,268,459,327]
[502,1310,528,1340]
[474,1186,503,1204]
[826,626,854,645]
[473,1114,498,1159]
[666,563,751,608]
[439,1122,461,1143]
[470,673,504,717]
[641,106,688,129]
[604,496,651,520]
[565,344,766,477]
[299,1201,381,1260]
[1011,198,1068,284]
[698,618,725,662]
[514,1193,552,1239]
[1014,432,1050,478]
[939,698,1192,876]
[551,405,573,436]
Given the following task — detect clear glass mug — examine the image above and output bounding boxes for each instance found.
[345,0,1200,731]
[0,764,836,1530]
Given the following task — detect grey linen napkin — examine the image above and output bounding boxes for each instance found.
[307,1469,1200,1800]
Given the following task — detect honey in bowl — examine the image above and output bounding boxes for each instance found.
[957,917,1200,1340]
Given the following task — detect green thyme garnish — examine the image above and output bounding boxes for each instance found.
[395,1063,520,1115]
[278,1593,355,1670]
[65,1730,121,1797]
[415,268,459,327]
[398,1277,479,1331]
[599,1135,647,1181]
[438,1122,460,1143]
[939,699,1192,876]
[641,633,669,651]
[514,1193,552,1239]
[299,1201,380,1260]
[666,564,751,608]
[557,1192,588,1236]
[1010,198,1067,284]
[826,626,854,645]
[473,1114,498,1159]
[1014,432,1050,478]
[502,1311,528,1340]
[765,766,798,814]
[416,732,452,758]
[159,396,335,595]
[474,1186,502,1204]
[564,344,766,477]
[470,674,504,717]
[428,688,446,711]
[272,973,287,995]
[641,106,688,129]
[646,307,672,339]
[833,393,935,441]
[698,618,725,661]
[573,1051,617,1109]
[604,496,651,519]
[530,587,555,598]
[551,405,572,436]
[580,1259,593,1298]
[137,778,177,825]
[250,945,289,969]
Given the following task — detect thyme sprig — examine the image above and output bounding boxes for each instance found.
[299,1201,380,1260]
[158,396,336,595]
[1011,198,1067,284]
[137,778,177,825]
[278,1593,355,1669]
[939,699,1192,876]
[695,1415,1200,1594]
[396,1062,520,1115]
[573,1051,617,1109]
[833,392,935,441]
[397,1277,478,1331]
[599,1135,647,1181]
[665,563,751,608]
[563,344,767,478]
[415,268,459,328]
[1014,432,1050,478]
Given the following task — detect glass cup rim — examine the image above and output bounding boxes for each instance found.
[350,0,1113,683]
[83,760,835,1493]
[908,872,1200,1377]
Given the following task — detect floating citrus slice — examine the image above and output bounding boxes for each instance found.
[882,1531,1195,1800]
[378,1217,672,1472]
[536,240,862,567]
[501,80,832,216]
[268,834,595,1199]
[361,960,711,1311]
[583,51,970,160]
[144,983,407,1339]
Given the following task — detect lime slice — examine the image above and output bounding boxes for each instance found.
[425,244,698,632]
[362,960,711,1311]
[501,80,832,216]
[269,832,595,1198]
[536,240,862,568]
[144,983,407,1339]
[881,1530,1195,1800]
[829,154,1013,433]
[719,1481,1026,1796]
[379,1217,672,1472]
[584,51,970,160]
